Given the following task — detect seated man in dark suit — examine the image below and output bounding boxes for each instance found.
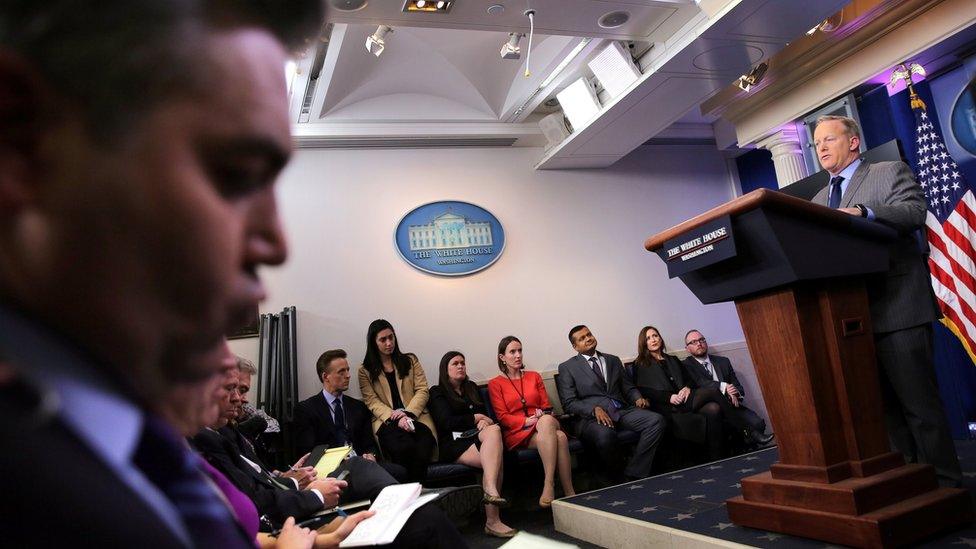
[194,356,471,547]
[681,330,773,447]
[293,349,406,481]
[556,325,664,482]
[192,363,346,526]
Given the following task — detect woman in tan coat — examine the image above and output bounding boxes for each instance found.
[358,319,437,482]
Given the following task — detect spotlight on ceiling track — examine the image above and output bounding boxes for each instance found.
[365,25,393,57]
[403,0,452,13]
[500,33,523,60]
[736,61,767,92]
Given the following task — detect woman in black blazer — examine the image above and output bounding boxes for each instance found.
[428,351,515,539]
[633,326,728,461]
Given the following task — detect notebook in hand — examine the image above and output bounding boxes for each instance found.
[308,444,352,477]
[338,483,438,547]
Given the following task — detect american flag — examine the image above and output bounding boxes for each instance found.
[914,103,976,363]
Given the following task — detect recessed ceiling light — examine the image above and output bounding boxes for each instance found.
[329,0,368,12]
[487,4,505,15]
[403,0,453,12]
[598,11,630,29]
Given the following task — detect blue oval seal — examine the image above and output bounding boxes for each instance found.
[395,201,505,276]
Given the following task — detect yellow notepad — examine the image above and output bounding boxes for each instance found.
[313,445,352,477]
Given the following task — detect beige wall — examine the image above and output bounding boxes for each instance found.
[230,144,752,404]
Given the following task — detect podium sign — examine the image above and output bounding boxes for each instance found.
[660,214,736,278]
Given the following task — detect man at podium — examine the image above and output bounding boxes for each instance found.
[810,115,962,486]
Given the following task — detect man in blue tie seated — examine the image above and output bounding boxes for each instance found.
[0,1,321,546]
[681,330,773,448]
[293,349,408,481]
[556,325,664,482]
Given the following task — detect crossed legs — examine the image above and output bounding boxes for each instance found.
[456,424,511,531]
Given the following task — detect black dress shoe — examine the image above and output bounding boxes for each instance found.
[751,430,774,446]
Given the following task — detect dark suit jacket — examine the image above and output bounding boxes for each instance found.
[631,355,707,444]
[0,378,187,548]
[682,354,744,398]
[556,352,640,418]
[192,428,322,525]
[633,354,698,410]
[293,392,379,458]
[811,160,940,332]
[428,385,481,431]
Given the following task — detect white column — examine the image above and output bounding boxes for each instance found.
[755,125,809,188]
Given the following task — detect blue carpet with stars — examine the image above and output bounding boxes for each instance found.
[561,440,976,547]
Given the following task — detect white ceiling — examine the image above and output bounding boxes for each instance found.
[288,0,850,167]
[325,0,701,41]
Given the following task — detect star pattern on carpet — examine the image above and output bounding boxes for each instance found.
[560,442,976,548]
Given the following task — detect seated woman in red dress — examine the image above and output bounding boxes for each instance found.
[488,336,575,508]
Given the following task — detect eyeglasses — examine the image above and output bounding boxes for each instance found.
[685,337,706,346]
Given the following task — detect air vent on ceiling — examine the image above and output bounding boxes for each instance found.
[598,11,630,29]
[329,0,368,12]
[294,136,519,149]
[298,31,331,124]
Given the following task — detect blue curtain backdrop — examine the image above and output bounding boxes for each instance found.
[858,75,976,439]
[735,148,777,194]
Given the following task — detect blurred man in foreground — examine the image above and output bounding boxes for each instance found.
[0,1,320,545]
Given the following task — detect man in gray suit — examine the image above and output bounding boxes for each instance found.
[556,325,664,481]
[811,115,961,485]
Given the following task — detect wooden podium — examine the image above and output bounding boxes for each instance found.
[644,189,973,548]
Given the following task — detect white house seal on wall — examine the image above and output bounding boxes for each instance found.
[395,201,505,276]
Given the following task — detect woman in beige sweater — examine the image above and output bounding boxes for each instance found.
[358,319,437,482]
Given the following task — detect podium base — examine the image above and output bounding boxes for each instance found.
[727,483,973,548]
